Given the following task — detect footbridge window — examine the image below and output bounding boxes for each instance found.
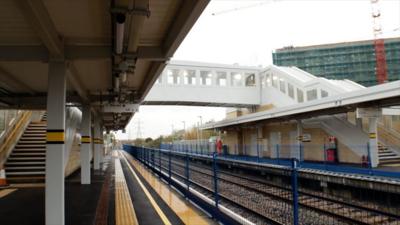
[272,74,278,88]
[183,70,196,85]
[321,89,329,98]
[297,89,304,103]
[245,73,256,86]
[167,69,180,85]
[200,71,213,85]
[279,78,286,93]
[288,83,294,99]
[307,89,318,101]
[231,72,243,86]
[265,73,272,87]
[217,71,227,86]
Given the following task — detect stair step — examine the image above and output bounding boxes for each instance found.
[28,124,47,127]
[26,127,46,130]
[5,162,45,166]
[18,141,45,144]
[6,171,45,176]
[23,132,45,135]
[5,166,45,170]
[16,145,45,148]
[6,167,45,172]
[11,153,46,156]
[13,148,45,152]
[378,153,398,157]
[8,157,45,162]
[6,176,45,184]
[22,133,46,136]
[379,159,400,164]
[20,136,46,139]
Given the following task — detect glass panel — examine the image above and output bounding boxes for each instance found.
[183,70,196,85]
[307,89,318,101]
[245,73,256,86]
[288,83,294,99]
[260,75,265,88]
[200,71,212,85]
[231,72,243,86]
[297,89,304,103]
[321,89,329,98]
[279,79,286,93]
[217,71,227,86]
[0,110,5,133]
[266,73,271,87]
[272,74,278,88]
[167,69,180,84]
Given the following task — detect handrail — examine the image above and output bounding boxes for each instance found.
[0,111,32,166]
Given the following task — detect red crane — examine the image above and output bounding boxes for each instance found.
[371,0,388,84]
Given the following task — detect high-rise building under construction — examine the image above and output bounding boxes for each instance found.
[272,37,400,86]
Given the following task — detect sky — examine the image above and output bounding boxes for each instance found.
[116,0,400,139]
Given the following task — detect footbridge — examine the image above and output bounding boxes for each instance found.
[143,60,366,108]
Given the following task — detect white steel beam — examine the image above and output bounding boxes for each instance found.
[0,45,166,61]
[0,66,35,94]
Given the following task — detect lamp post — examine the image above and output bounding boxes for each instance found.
[198,116,203,154]
[182,121,186,139]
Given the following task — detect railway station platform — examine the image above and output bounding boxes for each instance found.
[0,151,215,225]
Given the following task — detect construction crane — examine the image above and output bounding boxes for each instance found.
[211,1,278,16]
[370,0,388,84]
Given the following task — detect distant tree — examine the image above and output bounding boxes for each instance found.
[145,137,153,143]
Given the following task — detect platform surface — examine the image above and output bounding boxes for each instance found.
[0,151,215,225]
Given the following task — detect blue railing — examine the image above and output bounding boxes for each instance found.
[158,143,400,179]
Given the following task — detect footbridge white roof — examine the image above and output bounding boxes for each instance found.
[203,80,400,129]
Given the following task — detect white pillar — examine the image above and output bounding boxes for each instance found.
[369,117,379,167]
[93,117,101,170]
[81,105,91,184]
[46,61,66,225]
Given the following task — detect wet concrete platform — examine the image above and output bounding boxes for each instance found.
[0,166,108,225]
[0,151,215,225]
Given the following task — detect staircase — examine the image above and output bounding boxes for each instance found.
[378,143,400,167]
[5,114,46,183]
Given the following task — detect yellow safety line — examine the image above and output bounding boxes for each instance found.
[0,188,17,198]
[125,153,212,225]
[119,151,172,225]
[115,157,139,225]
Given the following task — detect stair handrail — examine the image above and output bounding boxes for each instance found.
[377,124,400,154]
[0,111,32,167]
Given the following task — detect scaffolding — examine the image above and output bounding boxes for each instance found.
[273,38,400,86]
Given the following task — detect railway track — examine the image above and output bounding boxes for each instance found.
[145,153,400,225]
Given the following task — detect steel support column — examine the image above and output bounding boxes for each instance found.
[100,125,105,163]
[81,105,92,184]
[368,117,379,167]
[296,120,303,161]
[93,117,101,170]
[45,61,66,225]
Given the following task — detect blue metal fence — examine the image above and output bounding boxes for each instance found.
[123,144,400,225]
[159,143,400,179]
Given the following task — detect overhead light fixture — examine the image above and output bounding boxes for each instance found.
[114,76,120,93]
[115,13,126,54]
[120,72,127,83]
